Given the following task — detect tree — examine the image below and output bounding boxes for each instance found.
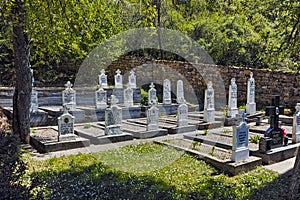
[11,0,31,143]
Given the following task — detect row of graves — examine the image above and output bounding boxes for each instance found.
[25,70,300,175]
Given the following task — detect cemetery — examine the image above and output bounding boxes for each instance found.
[1,1,299,198]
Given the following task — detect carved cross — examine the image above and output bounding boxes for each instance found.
[101,69,106,74]
[116,69,121,75]
[65,81,73,90]
[266,95,284,130]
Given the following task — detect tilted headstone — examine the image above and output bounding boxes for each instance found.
[147,105,159,131]
[246,72,256,115]
[228,78,238,118]
[105,95,122,135]
[203,81,215,122]
[292,103,300,143]
[124,86,134,107]
[128,70,136,89]
[99,69,108,88]
[176,80,185,104]
[163,79,171,105]
[114,69,123,88]
[264,95,285,148]
[95,87,107,109]
[148,82,157,106]
[62,81,76,111]
[177,103,188,127]
[30,89,39,113]
[58,108,76,141]
[232,111,249,162]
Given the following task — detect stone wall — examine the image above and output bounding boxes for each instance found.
[107,56,300,110]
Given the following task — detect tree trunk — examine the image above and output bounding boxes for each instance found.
[12,0,31,143]
[288,147,300,199]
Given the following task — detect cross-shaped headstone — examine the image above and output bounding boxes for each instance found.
[266,95,284,130]
[241,111,247,123]
[150,82,155,89]
[65,81,73,90]
[110,95,119,106]
[130,70,135,76]
[101,69,105,74]
[116,69,121,75]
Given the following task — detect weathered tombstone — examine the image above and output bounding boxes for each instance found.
[176,80,185,104]
[292,103,300,143]
[147,105,159,131]
[58,108,76,141]
[228,78,238,118]
[95,87,107,109]
[62,81,76,111]
[31,89,39,113]
[128,70,136,89]
[177,103,188,127]
[114,69,123,88]
[163,79,172,105]
[99,69,108,88]
[265,95,285,148]
[232,111,250,162]
[124,86,134,107]
[105,95,122,135]
[203,81,215,122]
[148,82,157,106]
[246,72,256,115]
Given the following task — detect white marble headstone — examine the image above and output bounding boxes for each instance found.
[114,69,123,88]
[292,103,300,143]
[203,81,215,122]
[232,112,249,162]
[228,78,238,118]
[58,110,76,141]
[176,80,185,104]
[147,105,159,131]
[99,69,108,88]
[177,103,188,127]
[95,87,107,109]
[30,89,39,113]
[105,95,122,135]
[128,70,136,88]
[246,72,256,115]
[124,87,134,107]
[148,82,157,106]
[62,81,76,111]
[163,79,171,105]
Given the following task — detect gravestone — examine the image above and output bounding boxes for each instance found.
[147,105,159,131]
[95,87,107,109]
[177,103,188,127]
[124,86,134,107]
[163,79,171,105]
[232,111,250,162]
[148,82,157,106]
[128,70,136,88]
[105,95,122,135]
[292,103,300,143]
[203,81,215,122]
[246,72,256,115]
[264,95,285,148]
[58,108,76,141]
[99,69,108,88]
[228,78,238,118]
[62,81,76,111]
[114,69,123,88]
[176,80,185,104]
[31,89,39,113]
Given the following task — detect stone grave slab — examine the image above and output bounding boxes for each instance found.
[156,139,262,176]
[30,127,90,153]
[39,106,86,123]
[74,123,133,145]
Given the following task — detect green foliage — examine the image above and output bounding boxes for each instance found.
[25,142,280,199]
[140,95,148,106]
[249,135,260,144]
[239,104,246,110]
[0,132,30,199]
[83,124,92,129]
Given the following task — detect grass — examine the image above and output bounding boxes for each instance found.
[23,142,279,199]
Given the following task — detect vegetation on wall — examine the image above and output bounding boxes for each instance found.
[0,0,299,86]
